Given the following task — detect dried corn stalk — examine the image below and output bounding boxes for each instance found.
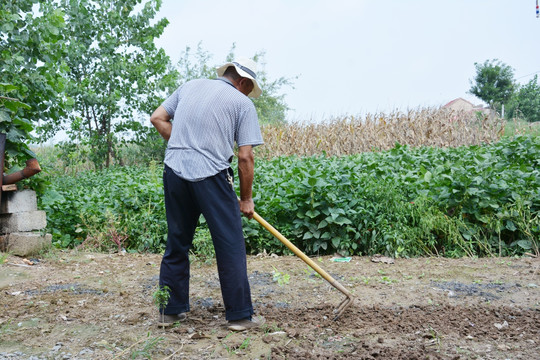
[256,108,504,158]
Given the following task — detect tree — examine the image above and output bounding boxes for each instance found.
[0,0,67,169]
[469,59,516,114]
[251,51,295,125]
[41,0,177,169]
[507,75,540,122]
[173,43,295,125]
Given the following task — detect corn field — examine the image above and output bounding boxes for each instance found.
[257,108,505,158]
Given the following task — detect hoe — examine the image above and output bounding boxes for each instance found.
[252,210,355,320]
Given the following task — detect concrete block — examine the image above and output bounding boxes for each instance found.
[0,190,38,214]
[0,210,47,234]
[0,232,52,256]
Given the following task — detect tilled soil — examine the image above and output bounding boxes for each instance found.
[0,251,539,359]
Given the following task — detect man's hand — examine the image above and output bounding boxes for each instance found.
[239,198,255,219]
[237,145,255,219]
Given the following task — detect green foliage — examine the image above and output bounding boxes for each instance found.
[0,86,34,167]
[469,59,516,113]
[174,43,216,82]
[507,75,540,123]
[1,0,175,174]
[78,212,128,252]
[0,1,66,169]
[152,285,171,312]
[250,51,295,125]
[129,333,164,359]
[191,227,215,263]
[0,252,8,265]
[117,131,168,166]
[502,118,540,137]
[153,285,170,328]
[272,266,290,286]
[39,135,539,257]
[33,0,177,169]
[172,43,295,125]
[39,162,167,252]
[246,135,539,257]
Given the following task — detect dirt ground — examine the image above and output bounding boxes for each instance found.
[1,250,539,359]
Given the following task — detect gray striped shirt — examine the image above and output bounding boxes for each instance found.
[162,77,264,181]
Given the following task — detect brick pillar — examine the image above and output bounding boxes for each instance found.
[0,189,52,256]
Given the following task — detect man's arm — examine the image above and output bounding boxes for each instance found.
[150,106,172,141]
[237,145,255,219]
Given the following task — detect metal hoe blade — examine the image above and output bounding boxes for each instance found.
[252,211,355,320]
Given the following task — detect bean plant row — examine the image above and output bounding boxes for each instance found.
[39,135,539,257]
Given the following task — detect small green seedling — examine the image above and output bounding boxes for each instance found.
[378,276,398,284]
[153,285,171,327]
[272,266,290,286]
[238,336,251,350]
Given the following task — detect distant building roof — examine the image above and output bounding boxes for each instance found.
[443,97,473,108]
[443,97,492,115]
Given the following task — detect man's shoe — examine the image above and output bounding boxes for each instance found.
[157,313,187,327]
[227,315,266,331]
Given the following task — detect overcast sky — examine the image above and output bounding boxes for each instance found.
[154,0,540,122]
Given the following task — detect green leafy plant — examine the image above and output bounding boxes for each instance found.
[272,266,290,286]
[152,285,171,328]
[378,276,398,285]
[191,226,216,263]
[38,135,539,258]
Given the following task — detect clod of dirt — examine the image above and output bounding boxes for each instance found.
[371,254,395,264]
[494,321,509,330]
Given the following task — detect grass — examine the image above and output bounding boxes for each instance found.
[129,334,164,359]
[0,252,9,265]
[0,320,13,337]
[221,333,252,355]
[109,333,164,360]
[503,118,540,137]
[262,323,283,333]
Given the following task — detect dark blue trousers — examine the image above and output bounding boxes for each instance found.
[159,165,253,321]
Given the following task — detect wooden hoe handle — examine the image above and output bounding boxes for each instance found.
[252,211,354,298]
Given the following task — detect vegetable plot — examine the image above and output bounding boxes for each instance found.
[247,135,539,257]
[40,135,539,257]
